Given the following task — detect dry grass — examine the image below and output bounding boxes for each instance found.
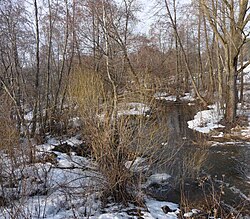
[68,67,106,119]
[0,95,19,153]
[179,175,247,219]
[0,95,32,210]
[68,67,171,205]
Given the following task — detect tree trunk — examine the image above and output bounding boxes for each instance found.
[225,59,237,123]
[31,0,40,138]
[239,50,244,104]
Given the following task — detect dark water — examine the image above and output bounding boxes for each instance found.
[152,101,198,143]
[206,142,250,199]
[150,100,250,214]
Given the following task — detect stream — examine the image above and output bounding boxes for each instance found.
[148,100,250,215]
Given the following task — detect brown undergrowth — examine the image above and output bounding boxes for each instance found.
[68,67,171,206]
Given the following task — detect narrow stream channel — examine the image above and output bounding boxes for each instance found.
[149,100,250,215]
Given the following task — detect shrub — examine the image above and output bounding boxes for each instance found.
[68,67,169,205]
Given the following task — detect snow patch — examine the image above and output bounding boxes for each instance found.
[156,95,177,102]
[145,173,171,187]
[118,102,150,117]
[145,199,178,219]
[180,93,195,102]
[125,157,149,172]
[99,102,151,120]
[187,104,224,133]
[154,92,195,102]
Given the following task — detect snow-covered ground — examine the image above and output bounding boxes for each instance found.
[117,102,150,117]
[0,137,180,219]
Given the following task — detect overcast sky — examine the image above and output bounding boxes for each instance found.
[136,0,192,34]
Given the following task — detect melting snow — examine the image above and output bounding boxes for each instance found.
[154,92,195,102]
[0,137,179,219]
[125,157,149,172]
[145,199,178,219]
[187,104,224,133]
[145,173,171,187]
[118,102,150,116]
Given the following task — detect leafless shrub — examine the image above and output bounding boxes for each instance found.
[0,95,19,154]
[68,67,173,205]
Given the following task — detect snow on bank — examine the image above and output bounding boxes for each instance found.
[240,126,250,138]
[144,173,171,188]
[154,92,195,102]
[125,157,149,172]
[154,92,177,102]
[187,104,224,134]
[145,199,179,219]
[94,199,178,219]
[179,93,196,102]
[118,102,150,116]
[98,102,151,121]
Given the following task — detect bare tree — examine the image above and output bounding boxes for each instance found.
[0,0,31,134]
[200,0,250,123]
[31,0,40,137]
[164,0,207,105]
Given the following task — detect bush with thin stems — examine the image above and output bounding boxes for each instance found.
[68,67,174,206]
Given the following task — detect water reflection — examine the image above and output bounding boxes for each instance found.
[151,101,250,210]
[206,143,250,196]
[153,101,197,144]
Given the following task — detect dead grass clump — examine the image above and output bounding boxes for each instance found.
[0,95,30,208]
[68,67,170,205]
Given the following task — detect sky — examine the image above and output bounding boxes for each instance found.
[137,0,192,34]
